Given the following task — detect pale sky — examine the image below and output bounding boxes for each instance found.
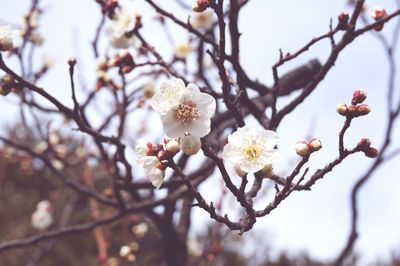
[1,0,400,264]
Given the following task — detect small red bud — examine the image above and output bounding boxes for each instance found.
[364,147,379,158]
[357,138,371,150]
[68,57,77,66]
[337,11,349,30]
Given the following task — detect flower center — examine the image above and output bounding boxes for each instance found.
[175,102,200,126]
[244,145,261,161]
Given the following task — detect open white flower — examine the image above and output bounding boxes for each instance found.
[152,80,216,138]
[150,78,186,114]
[107,7,139,49]
[0,25,13,51]
[222,126,279,174]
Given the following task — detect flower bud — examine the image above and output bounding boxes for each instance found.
[234,164,247,177]
[0,36,13,51]
[352,89,367,105]
[0,74,17,96]
[68,57,77,67]
[309,138,322,151]
[295,141,310,157]
[0,86,11,96]
[179,134,201,155]
[337,11,349,30]
[0,25,13,51]
[370,7,387,31]
[356,104,371,116]
[165,139,180,154]
[261,163,273,178]
[143,82,155,99]
[336,103,349,116]
[192,0,211,12]
[370,7,387,21]
[364,147,378,158]
[357,138,371,150]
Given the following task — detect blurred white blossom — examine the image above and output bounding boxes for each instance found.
[31,200,53,231]
[107,7,139,49]
[0,25,13,51]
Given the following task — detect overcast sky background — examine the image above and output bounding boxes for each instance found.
[1,0,400,264]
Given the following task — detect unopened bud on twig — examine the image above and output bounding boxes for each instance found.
[309,138,322,152]
[180,134,201,155]
[364,147,378,158]
[192,0,211,12]
[336,103,349,116]
[337,11,349,30]
[165,139,180,154]
[357,138,371,150]
[234,164,247,177]
[356,104,371,116]
[261,163,273,178]
[295,141,310,157]
[370,7,387,31]
[352,89,367,105]
[68,57,77,67]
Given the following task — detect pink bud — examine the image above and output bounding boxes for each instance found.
[352,89,367,105]
[370,7,387,21]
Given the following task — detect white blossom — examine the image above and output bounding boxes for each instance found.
[151,79,216,138]
[31,200,53,231]
[0,25,13,51]
[132,222,149,237]
[147,167,165,189]
[119,245,131,257]
[175,42,190,59]
[36,200,51,212]
[150,78,186,114]
[135,140,165,189]
[190,10,214,30]
[222,126,279,174]
[107,7,139,49]
[135,138,151,163]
